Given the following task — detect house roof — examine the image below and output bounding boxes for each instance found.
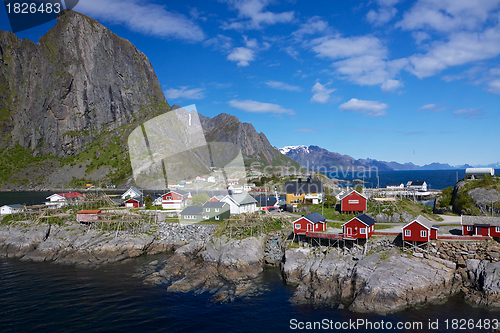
[354,214,376,226]
[180,206,203,215]
[77,210,101,214]
[128,186,143,195]
[409,181,426,186]
[303,212,327,223]
[462,216,500,227]
[387,183,404,186]
[403,215,438,230]
[203,201,227,208]
[230,193,258,205]
[339,189,367,201]
[210,195,225,201]
[126,197,144,203]
[284,180,323,194]
[165,189,189,197]
[48,192,83,199]
[3,204,23,209]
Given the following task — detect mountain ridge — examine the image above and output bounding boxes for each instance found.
[279,145,496,171]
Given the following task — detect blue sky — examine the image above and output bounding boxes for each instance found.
[1,0,499,166]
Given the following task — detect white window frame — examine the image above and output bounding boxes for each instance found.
[205,208,210,212]
[404,229,411,237]
[420,230,427,238]
[215,208,219,212]
[348,200,359,204]
[467,226,473,231]
[215,216,220,220]
[360,228,366,234]
[295,224,301,230]
[496,226,500,233]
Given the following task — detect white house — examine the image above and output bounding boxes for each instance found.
[243,183,256,191]
[387,183,405,189]
[121,186,143,200]
[207,176,216,183]
[407,181,428,191]
[227,179,239,185]
[196,176,206,182]
[46,192,84,208]
[220,193,258,214]
[161,190,191,210]
[0,204,24,215]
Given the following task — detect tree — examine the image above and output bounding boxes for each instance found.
[354,185,363,193]
[144,195,153,209]
[192,193,210,206]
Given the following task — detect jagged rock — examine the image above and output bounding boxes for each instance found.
[465,260,500,306]
[401,211,414,223]
[392,213,401,222]
[0,223,51,257]
[375,213,390,223]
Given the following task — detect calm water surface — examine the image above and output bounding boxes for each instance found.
[0,256,499,332]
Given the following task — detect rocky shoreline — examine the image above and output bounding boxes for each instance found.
[2,220,500,313]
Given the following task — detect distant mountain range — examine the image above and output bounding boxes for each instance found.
[278,145,500,171]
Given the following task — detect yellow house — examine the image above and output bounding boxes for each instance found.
[284,179,323,207]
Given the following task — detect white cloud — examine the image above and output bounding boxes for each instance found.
[407,27,500,78]
[310,35,406,86]
[311,35,386,60]
[203,35,233,51]
[164,87,205,100]
[228,100,295,115]
[293,128,319,133]
[310,82,336,103]
[381,79,403,92]
[227,47,255,66]
[292,16,331,41]
[222,0,294,30]
[266,81,302,92]
[339,98,388,117]
[397,0,500,33]
[486,79,500,94]
[367,7,398,26]
[454,108,484,119]
[419,103,438,110]
[75,0,205,41]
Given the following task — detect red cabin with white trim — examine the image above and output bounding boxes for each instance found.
[125,198,143,208]
[461,216,500,237]
[293,212,327,234]
[339,190,367,213]
[342,214,376,239]
[402,215,438,242]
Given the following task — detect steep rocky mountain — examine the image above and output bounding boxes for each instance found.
[0,10,170,157]
[0,11,297,189]
[198,113,299,168]
[279,145,470,171]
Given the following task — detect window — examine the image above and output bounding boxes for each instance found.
[166,196,172,200]
[467,226,473,231]
[205,208,210,212]
[496,227,500,233]
[421,230,427,238]
[348,200,359,204]
[295,224,301,230]
[215,216,220,220]
[405,229,411,237]
[203,215,209,220]
[215,208,219,212]
[360,228,366,234]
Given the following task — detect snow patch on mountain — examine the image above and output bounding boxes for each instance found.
[279,145,309,155]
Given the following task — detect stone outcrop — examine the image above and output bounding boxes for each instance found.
[0,221,215,265]
[282,247,460,313]
[0,10,170,157]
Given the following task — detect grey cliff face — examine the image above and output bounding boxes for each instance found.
[0,10,169,157]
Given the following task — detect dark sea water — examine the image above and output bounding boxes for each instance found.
[2,171,500,332]
[1,256,499,333]
[329,169,500,190]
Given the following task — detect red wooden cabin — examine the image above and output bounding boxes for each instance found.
[342,214,376,239]
[76,209,101,223]
[293,212,327,234]
[461,216,500,237]
[125,197,143,208]
[402,215,438,242]
[339,190,367,213]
